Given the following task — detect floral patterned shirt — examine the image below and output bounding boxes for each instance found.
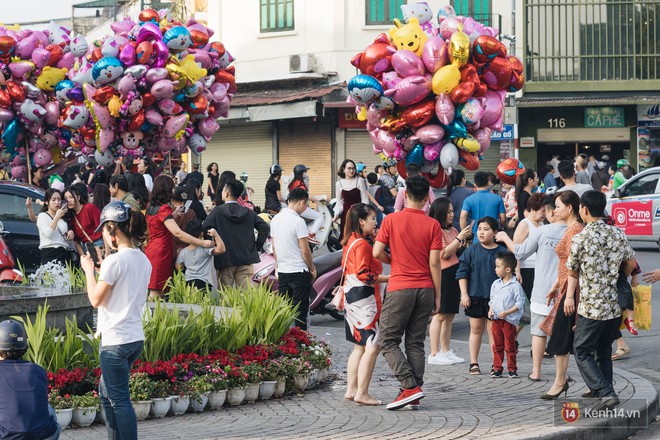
[566,220,635,320]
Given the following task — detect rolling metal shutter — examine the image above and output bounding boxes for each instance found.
[463,142,500,184]
[345,130,384,176]
[199,122,273,209]
[278,118,333,198]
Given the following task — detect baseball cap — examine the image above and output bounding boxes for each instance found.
[602,155,610,161]
[95,201,132,233]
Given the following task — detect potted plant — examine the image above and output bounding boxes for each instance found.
[224,364,247,407]
[258,362,279,401]
[205,364,228,410]
[168,380,191,416]
[242,362,264,403]
[188,375,212,412]
[149,380,172,419]
[70,392,99,427]
[267,358,288,398]
[49,389,73,430]
[129,373,154,421]
[291,358,312,393]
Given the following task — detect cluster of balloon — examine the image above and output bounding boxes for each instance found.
[347,2,524,187]
[0,8,234,180]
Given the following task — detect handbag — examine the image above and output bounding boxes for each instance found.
[330,237,363,312]
[632,285,652,331]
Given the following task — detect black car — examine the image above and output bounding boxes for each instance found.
[0,181,45,273]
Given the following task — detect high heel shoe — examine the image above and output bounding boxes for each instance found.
[540,382,569,400]
[624,318,638,335]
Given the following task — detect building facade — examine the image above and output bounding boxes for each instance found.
[518,0,660,176]
[202,0,519,207]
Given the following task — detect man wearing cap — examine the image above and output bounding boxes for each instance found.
[0,319,60,439]
[378,159,399,214]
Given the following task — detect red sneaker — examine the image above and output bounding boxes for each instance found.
[405,399,421,410]
[386,387,425,410]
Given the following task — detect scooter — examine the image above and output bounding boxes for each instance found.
[310,198,342,253]
[252,242,344,320]
[0,221,23,283]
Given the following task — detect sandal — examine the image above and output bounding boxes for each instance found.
[612,346,631,361]
[469,363,481,375]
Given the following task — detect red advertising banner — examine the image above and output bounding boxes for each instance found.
[611,201,653,236]
[338,108,368,129]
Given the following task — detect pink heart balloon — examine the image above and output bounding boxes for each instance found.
[391,50,426,78]
[145,108,163,125]
[422,36,449,73]
[415,124,445,144]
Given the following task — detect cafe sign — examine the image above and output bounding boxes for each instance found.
[584,107,624,128]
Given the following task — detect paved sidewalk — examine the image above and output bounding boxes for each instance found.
[61,325,658,440]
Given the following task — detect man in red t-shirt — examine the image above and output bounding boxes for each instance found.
[373,175,443,410]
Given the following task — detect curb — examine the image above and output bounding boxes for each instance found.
[512,367,657,440]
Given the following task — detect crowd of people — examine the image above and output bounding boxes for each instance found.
[0,151,653,438]
[332,154,645,413]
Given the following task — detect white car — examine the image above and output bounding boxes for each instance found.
[607,166,660,250]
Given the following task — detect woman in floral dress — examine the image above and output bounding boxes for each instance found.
[341,203,388,406]
[539,191,583,399]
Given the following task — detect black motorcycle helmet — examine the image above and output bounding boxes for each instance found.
[0,319,28,351]
[293,164,310,177]
[270,164,283,176]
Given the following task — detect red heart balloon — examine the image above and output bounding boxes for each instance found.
[128,109,145,131]
[6,81,25,102]
[401,98,435,129]
[93,86,116,104]
[136,41,153,65]
[397,160,407,179]
[190,30,209,49]
[142,92,155,107]
[45,44,64,67]
[139,9,159,23]
[0,90,12,108]
[458,150,480,171]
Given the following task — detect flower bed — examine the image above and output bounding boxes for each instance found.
[47,327,332,418]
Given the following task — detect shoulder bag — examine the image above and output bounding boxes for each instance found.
[330,237,363,312]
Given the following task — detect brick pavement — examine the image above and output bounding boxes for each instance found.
[61,324,657,440]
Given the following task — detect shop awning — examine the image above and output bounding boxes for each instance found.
[517,95,660,108]
[73,0,117,8]
[231,83,345,107]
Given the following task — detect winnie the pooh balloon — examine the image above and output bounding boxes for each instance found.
[388,17,428,57]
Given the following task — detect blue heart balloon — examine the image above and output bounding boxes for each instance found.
[405,143,424,167]
[442,120,468,139]
[1,119,20,156]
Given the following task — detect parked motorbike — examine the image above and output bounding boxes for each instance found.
[0,221,23,283]
[252,241,344,320]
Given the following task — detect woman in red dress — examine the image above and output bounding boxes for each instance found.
[64,184,102,257]
[145,175,214,299]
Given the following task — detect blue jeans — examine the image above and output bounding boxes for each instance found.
[99,340,143,440]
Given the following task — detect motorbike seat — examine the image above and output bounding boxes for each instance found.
[312,251,343,277]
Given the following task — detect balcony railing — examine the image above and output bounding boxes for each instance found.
[523,0,659,92]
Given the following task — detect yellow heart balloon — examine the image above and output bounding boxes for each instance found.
[431,64,460,95]
[356,106,368,121]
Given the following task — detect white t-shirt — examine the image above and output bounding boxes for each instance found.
[557,183,593,198]
[142,173,154,192]
[270,207,309,273]
[97,248,152,346]
[36,212,69,249]
[176,246,217,290]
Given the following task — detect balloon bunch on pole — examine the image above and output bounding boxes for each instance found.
[347,3,523,187]
[0,8,234,180]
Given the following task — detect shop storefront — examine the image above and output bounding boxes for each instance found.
[200,122,274,209]
[517,104,637,174]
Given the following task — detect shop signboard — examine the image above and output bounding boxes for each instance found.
[338,108,367,129]
[638,104,660,127]
[490,125,514,140]
[611,201,653,236]
[584,107,625,128]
